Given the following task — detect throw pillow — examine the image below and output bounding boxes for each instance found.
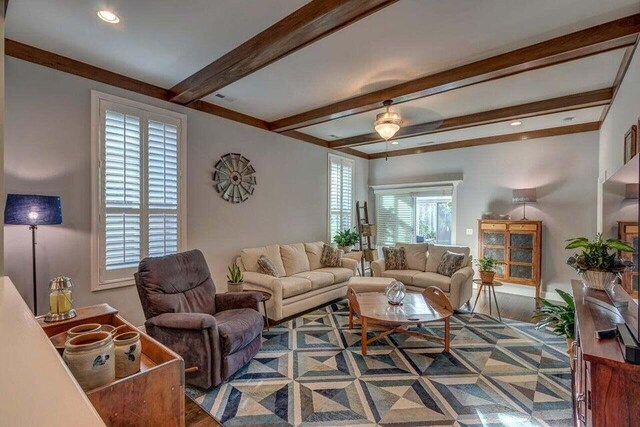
[383,246,407,270]
[257,255,280,277]
[437,251,465,277]
[320,244,343,267]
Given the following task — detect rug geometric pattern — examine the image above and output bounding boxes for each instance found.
[186,300,572,426]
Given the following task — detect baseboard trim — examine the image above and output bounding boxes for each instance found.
[472,283,563,302]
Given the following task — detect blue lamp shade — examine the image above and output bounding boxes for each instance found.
[4,194,63,226]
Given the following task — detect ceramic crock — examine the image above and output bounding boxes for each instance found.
[63,331,115,390]
[66,323,116,340]
[113,331,142,378]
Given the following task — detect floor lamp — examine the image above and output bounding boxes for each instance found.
[4,194,63,315]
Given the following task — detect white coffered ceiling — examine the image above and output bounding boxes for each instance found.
[6,0,640,156]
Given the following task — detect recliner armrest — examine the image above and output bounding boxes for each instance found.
[215,292,261,312]
[371,259,386,277]
[146,312,217,330]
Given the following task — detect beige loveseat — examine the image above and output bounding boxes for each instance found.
[236,242,358,321]
[371,243,474,309]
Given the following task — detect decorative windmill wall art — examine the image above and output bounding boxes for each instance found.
[212,153,256,203]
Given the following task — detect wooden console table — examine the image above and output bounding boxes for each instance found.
[572,280,640,426]
[37,304,185,427]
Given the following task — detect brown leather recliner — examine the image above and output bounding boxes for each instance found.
[134,249,263,389]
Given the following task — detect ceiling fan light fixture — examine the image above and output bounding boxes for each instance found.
[97,10,120,24]
[374,100,402,140]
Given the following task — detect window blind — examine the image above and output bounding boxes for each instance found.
[375,193,415,247]
[96,94,185,288]
[328,155,354,242]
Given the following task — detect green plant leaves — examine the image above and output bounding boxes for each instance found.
[533,289,575,340]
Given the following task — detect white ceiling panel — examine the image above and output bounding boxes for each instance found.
[206,0,639,119]
[300,48,625,140]
[5,0,308,88]
[356,105,604,154]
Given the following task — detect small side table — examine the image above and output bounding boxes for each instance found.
[471,279,502,321]
[241,289,272,330]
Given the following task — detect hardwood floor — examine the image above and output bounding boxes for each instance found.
[183,289,538,426]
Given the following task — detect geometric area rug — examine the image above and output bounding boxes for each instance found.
[186,299,573,426]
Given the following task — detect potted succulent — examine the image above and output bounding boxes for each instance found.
[566,234,634,290]
[533,289,575,367]
[227,263,244,292]
[474,256,497,284]
[334,228,360,253]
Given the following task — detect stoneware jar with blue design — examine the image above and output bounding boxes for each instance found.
[114,331,142,378]
[63,331,115,390]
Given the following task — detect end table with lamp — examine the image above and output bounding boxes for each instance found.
[4,194,63,316]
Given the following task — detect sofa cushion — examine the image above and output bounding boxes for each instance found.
[280,243,310,276]
[240,245,286,277]
[280,276,313,298]
[215,308,263,356]
[437,251,466,277]
[413,272,452,292]
[257,255,280,277]
[396,242,428,271]
[315,267,354,284]
[304,241,325,270]
[383,246,407,270]
[381,269,421,285]
[320,244,343,267]
[292,271,335,290]
[426,244,470,273]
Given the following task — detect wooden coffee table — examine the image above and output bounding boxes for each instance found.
[347,287,454,355]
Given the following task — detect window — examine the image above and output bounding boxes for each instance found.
[91,92,186,290]
[328,154,354,242]
[374,184,457,247]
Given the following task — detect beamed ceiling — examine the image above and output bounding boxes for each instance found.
[5,0,640,159]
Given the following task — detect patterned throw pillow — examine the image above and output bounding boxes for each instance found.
[257,255,280,277]
[383,247,407,270]
[320,244,343,267]
[437,251,465,277]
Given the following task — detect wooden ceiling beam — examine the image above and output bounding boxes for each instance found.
[367,122,600,159]
[330,88,613,149]
[269,14,640,132]
[599,36,639,122]
[169,0,398,105]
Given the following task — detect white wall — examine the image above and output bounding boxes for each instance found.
[369,132,599,297]
[599,47,640,190]
[3,57,367,325]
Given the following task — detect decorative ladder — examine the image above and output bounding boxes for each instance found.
[356,201,377,276]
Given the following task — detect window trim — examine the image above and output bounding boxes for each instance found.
[327,153,355,242]
[91,91,187,291]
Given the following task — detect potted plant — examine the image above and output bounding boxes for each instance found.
[227,263,244,292]
[565,234,634,290]
[533,289,575,367]
[334,228,360,253]
[474,256,497,284]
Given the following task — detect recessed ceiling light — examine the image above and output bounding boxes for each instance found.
[391,141,399,145]
[97,10,120,24]
[510,120,522,127]
[563,116,575,122]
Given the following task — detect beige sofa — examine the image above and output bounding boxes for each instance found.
[236,242,358,321]
[371,243,474,309]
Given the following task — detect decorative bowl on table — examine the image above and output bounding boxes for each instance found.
[385,280,406,305]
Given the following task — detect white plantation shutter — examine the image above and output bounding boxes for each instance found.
[375,194,415,247]
[95,93,185,288]
[328,154,354,242]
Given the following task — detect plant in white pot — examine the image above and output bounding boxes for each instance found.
[334,228,359,253]
[565,234,634,291]
[227,263,244,292]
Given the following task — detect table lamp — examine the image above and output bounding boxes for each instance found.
[4,194,63,315]
[512,188,537,220]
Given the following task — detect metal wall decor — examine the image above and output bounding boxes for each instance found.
[212,153,256,203]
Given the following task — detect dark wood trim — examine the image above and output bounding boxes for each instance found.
[169,0,398,105]
[600,36,639,123]
[188,100,268,130]
[331,88,613,149]
[367,122,600,159]
[281,130,329,147]
[337,147,370,160]
[270,14,640,132]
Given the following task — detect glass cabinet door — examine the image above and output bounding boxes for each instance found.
[507,231,536,282]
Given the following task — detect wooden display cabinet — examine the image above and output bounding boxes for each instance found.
[618,221,639,298]
[477,219,542,297]
[37,304,185,427]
